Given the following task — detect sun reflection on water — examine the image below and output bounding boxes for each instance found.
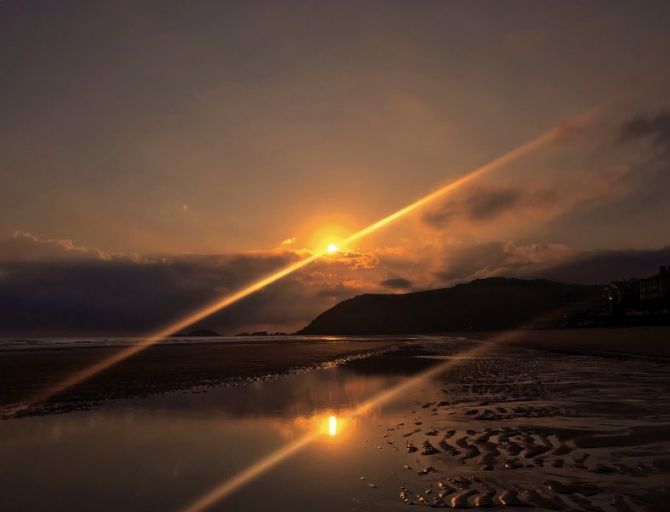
[327,415,337,437]
[317,413,347,439]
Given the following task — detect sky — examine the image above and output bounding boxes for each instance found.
[1,1,670,335]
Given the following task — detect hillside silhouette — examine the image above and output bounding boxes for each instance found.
[298,277,601,334]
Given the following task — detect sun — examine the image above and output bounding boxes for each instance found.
[326,243,339,254]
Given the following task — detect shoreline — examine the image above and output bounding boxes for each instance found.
[3,326,668,419]
[0,337,396,418]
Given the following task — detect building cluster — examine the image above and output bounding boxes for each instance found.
[605,266,670,317]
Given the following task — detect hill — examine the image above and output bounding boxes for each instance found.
[298,278,601,335]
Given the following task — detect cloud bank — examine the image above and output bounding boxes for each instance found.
[1,231,668,336]
[3,107,670,335]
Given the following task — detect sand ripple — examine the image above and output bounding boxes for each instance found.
[374,342,670,510]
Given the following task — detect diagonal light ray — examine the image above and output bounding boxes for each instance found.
[5,110,594,419]
[3,252,321,418]
[178,329,536,512]
[342,120,569,246]
[177,346,486,512]
[180,432,320,512]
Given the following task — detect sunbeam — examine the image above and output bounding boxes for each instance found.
[5,110,595,419]
[177,329,537,512]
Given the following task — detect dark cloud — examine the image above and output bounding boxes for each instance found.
[0,253,311,336]
[435,242,508,282]
[526,246,670,284]
[314,282,365,301]
[434,241,570,283]
[619,109,670,157]
[423,186,556,228]
[468,188,521,220]
[424,187,519,228]
[379,277,413,290]
[0,232,400,335]
[0,233,337,335]
[435,241,670,287]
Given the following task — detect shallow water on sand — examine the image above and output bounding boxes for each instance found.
[1,338,669,511]
[0,353,423,512]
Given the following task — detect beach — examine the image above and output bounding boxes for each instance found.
[4,3,670,510]
[1,330,669,511]
[384,338,670,511]
[0,336,397,417]
[468,327,670,359]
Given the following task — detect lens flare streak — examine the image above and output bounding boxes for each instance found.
[6,110,594,419]
[328,415,338,436]
[4,252,322,418]
[179,432,319,512]
[177,340,495,512]
[177,327,560,512]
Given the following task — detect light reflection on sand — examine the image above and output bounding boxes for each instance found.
[2,339,670,511]
[0,363,415,512]
[328,415,338,437]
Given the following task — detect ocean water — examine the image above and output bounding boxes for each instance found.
[0,335,330,350]
[0,334,419,351]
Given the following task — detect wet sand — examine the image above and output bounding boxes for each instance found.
[0,337,395,417]
[3,327,667,419]
[1,331,669,511]
[465,326,670,359]
[369,339,670,511]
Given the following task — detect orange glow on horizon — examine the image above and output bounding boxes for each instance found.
[298,214,355,254]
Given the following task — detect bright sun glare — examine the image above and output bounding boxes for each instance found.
[328,415,338,437]
[326,243,338,254]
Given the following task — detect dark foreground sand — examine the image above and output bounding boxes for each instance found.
[0,338,394,418]
[2,327,668,419]
[1,330,669,510]
[463,326,670,359]
[363,337,670,511]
